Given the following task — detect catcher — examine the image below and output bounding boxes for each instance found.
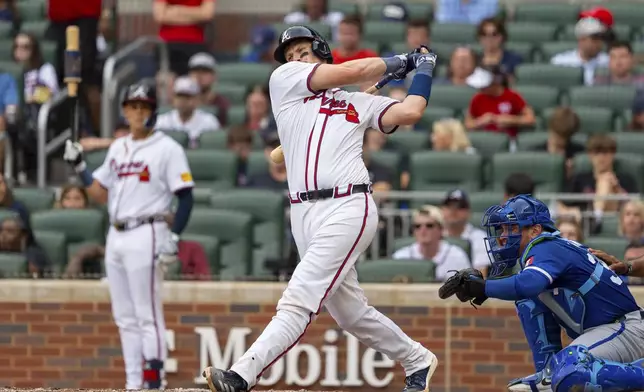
[439,195,644,392]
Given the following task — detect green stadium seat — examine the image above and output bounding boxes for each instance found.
[246,151,269,177]
[41,41,57,64]
[180,234,220,278]
[157,129,189,147]
[329,1,360,15]
[192,188,213,206]
[514,85,560,113]
[272,22,332,41]
[0,253,27,278]
[366,3,432,21]
[539,41,577,62]
[572,153,644,191]
[33,230,67,274]
[428,85,476,112]
[558,24,633,42]
[363,21,406,45]
[516,64,583,88]
[468,132,509,158]
[543,106,613,135]
[469,211,485,229]
[369,150,402,188]
[513,3,580,24]
[595,215,620,238]
[568,86,637,112]
[85,149,108,172]
[217,83,247,105]
[491,152,565,192]
[0,24,12,39]
[13,188,54,213]
[185,150,237,189]
[418,106,456,130]
[614,133,644,155]
[385,132,430,154]
[504,42,536,62]
[216,63,273,88]
[209,189,285,277]
[409,151,483,191]
[585,237,628,260]
[601,3,644,28]
[634,41,644,56]
[20,20,49,39]
[469,191,503,213]
[516,132,548,151]
[17,0,45,21]
[31,209,106,245]
[506,23,558,44]
[357,259,435,283]
[431,24,476,44]
[228,105,246,126]
[184,208,253,280]
[198,131,228,149]
[0,39,12,60]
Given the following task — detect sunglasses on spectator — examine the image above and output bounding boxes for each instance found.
[414,222,438,230]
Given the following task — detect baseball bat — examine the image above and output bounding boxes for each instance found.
[270,47,430,164]
[64,26,82,141]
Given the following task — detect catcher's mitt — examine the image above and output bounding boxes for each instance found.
[438,268,487,306]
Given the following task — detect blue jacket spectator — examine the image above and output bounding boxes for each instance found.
[435,0,499,25]
[0,72,18,112]
[241,26,277,64]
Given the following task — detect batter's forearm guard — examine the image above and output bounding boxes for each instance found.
[516,298,563,373]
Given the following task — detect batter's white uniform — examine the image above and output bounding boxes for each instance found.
[230,62,433,386]
[93,131,194,389]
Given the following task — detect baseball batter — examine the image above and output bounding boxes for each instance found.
[63,84,195,390]
[203,26,438,392]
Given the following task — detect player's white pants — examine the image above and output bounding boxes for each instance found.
[231,193,433,387]
[105,222,168,389]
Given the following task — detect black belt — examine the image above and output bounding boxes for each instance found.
[291,183,372,204]
[113,215,167,232]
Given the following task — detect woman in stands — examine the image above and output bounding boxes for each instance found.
[437,46,477,86]
[476,17,523,77]
[13,33,59,106]
[619,200,644,243]
[244,84,273,135]
[556,216,584,243]
[431,118,476,154]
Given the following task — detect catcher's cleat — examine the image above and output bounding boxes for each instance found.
[203,367,249,392]
[507,371,552,391]
[402,352,439,392]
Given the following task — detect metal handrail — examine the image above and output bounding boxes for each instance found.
[36,88,71,188]
[101,36,169,138]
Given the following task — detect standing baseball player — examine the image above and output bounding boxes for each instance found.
[63,84,195,390]
[203,26,438,392]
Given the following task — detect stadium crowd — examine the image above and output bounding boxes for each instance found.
[0,0,642,284]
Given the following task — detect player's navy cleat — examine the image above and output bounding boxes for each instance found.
[402,353,438,392]
[203,367,249,392]
[506,371,552,391]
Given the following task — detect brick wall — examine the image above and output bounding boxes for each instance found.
[1,281,641,392]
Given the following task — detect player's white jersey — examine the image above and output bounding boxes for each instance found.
[269,61,399,192]
[93,131,195,222]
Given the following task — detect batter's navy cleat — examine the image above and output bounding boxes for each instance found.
[403,353,439,392]
[507,371,552,391]
[203,367,249,392]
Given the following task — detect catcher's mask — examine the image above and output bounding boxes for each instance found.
[481,195,556,277]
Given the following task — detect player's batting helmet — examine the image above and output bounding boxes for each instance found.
[273,25,333,64]
[121,83,158,128]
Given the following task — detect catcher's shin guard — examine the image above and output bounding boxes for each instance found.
[143,359,164,389]
[551,345,644,392]
[516,299,562,372]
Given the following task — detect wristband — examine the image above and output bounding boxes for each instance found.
[407,73,433,105]
[78,167,93,187]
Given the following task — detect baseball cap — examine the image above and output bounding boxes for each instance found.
[442,189,470,209]
[579,6,613,28]
[251,26,276,50]
[412,205,445,227]
[466,67,494,89]
[574,16,607,38]
[188,53,217,72]
[381,2,408,22]
[173,76,199,96]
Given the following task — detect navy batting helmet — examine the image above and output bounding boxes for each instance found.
[121,84,157,128]
[273,25,333,64]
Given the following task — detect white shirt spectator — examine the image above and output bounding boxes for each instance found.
[155,108,221,143]
[283,11,344,41]
[24,63,59,103]
[551,50,609,86]
[392,240,471,281]
[452,223,489,270]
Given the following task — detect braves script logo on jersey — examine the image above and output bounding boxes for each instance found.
[111,159,151,182]
[304,93,360,123]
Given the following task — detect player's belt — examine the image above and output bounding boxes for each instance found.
[615,309,644,323]
[289,183,373,204]
[112,215,167,232]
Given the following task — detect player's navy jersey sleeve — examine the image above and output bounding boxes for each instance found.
[92,142,119,189]
[164,141,195,192]
[365,95,400,134]
[269,62,321,111]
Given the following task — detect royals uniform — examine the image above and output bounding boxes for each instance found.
[228,61,433,385]
[94,131,194,389]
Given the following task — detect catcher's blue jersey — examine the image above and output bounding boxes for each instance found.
[521,236,639,337]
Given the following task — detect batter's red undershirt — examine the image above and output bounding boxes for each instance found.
[331,48,378,64]
[48,0,101,22]
[468,88,527,138]
[156,0,209,43]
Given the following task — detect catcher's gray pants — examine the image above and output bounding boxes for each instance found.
[570,309,644,362]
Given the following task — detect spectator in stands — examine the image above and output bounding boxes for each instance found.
[0,216,50,278]
[153,0,215,76]
[246,131,288,191]
[477,17,523,76]
[55,184,89,209]
[188,53,230,127]
[392,205,471,281]
[0,0,17,23]
[241,25,277,64]
[465,65,535,139]
[155,76,221,148]
[406,19,430,50]
[13,33,59,105]
[244,84,272,133]
[435,46,477,86]
[176,240,211,280]
[331,16,377,64]
[0,71,18,174]
[623,239,644,285]
[227,125,253,186]
[362,134,392,192]
[619,200,644,243]
[284,0,343,41]
[528,107,584,178]
[556,216,584,243]
[503,172,535,201]
[79,120,130,152]
[435,0,498,25]
[431,118,476,153]
[594,41,644,88]
[0,173,30,235]
[629,90,644,131]
[96,8,114,60]
[440,189,489,275]
[551,15,609,86]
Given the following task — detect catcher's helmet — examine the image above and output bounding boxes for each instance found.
[273,25,333,64]
[481,195,557,277]
[121,83,158,128]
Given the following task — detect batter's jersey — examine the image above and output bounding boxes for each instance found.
[269,61,400,192]
[93,131,195,222]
